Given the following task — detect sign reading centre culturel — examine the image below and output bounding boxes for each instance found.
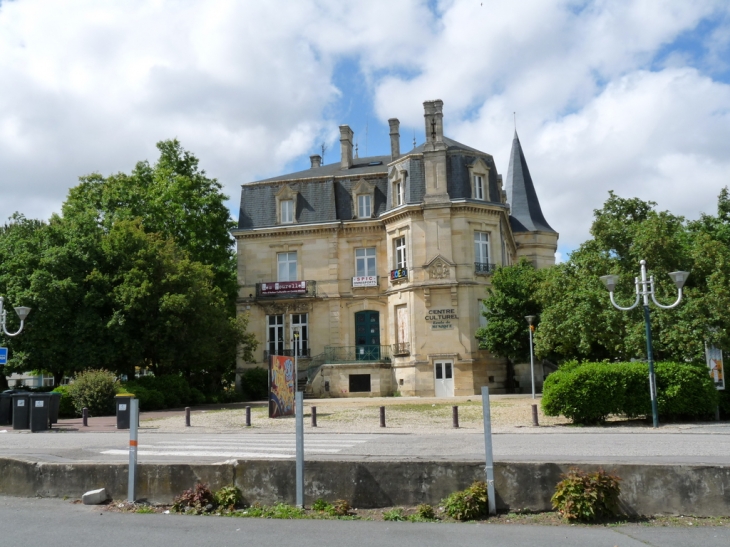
[425,308,458,330]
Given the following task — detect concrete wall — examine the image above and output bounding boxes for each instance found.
[2,458,729,516]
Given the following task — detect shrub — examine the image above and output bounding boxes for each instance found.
[542,361,718,424]
[415,504,436,520]
[551,468,621,521]
[68,370,117,417]
[214,485,243,510]
[172,483,216,515]
[51,385,77,418]
[441,481,488,521]
[311,498,351,516]
[382,508,406,521]
[122,384,166,411]
[240,367,268,401]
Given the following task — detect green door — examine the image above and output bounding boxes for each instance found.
[355,310,380,361]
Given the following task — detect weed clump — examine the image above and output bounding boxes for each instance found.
[551,468,621,522]
[441,481,488,521]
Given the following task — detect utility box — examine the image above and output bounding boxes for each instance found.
[0,392,13,426]
[11,393,30,430]
[115,394,135,429]
[29,393,52,432]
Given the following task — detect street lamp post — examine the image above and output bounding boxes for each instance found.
[0,296,31,337]
[599,260,689,429]
[525,315,536,399]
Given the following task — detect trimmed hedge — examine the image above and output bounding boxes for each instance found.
[51,385,77,418]
[542,361,718,424]
[68,369,118,417]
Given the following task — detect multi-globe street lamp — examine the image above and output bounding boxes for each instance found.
[525,315,536,399]
[599,260,689,428]
[0,296,31,337]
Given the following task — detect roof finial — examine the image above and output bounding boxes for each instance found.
[413,130,416,149]
[355,141,359,159]
[513,112,517,134]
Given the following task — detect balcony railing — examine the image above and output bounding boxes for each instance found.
[474,263,497,276]
[392,342,410,356]
[256,280,316,298]
[323,345,392,364]
[263,348,311,363]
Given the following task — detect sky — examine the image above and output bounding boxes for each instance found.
[1,0,729,261]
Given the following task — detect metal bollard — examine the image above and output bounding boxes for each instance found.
[245,406,251,427]
[82,407,88,427]
[452,406,459,428]
[185,407,190,427]
[532,404,539,426]
[311,406,317,427]
[380,406,386,428]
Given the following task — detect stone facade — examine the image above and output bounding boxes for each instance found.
[233,100,558,397]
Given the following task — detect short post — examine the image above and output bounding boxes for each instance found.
[245,406,251,427]
[128,398,139,503]
[717,405,721,422]
[481,386,497,516]
[185,407,190,427]
[452,406,459,428]
[531,404,539,426]
[295,391,304,508]
[311,406,317,428]
[82,407,88,427]
[379,406,386,428]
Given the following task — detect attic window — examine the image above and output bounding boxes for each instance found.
[281,200,294,224]
[351,178,376,220]
[368,161,382,166]
[469,158,491,202]
[274,184,298,225]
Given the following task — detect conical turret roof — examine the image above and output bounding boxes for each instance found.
[506,132,555,233]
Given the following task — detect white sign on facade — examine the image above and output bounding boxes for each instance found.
[352,276,378,288]
[706,344,725,390]
[425,308,458,330]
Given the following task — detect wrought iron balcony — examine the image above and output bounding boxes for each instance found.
[392,342,410,356]
[474,263,497,276]
[263,348,311,363]
[255,280,316,298]
[323,345,392,364]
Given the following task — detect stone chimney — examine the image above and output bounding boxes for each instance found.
[339,125,354,169]
[423,100,445,150]
[310,155,322,169]
[388,118,400,159]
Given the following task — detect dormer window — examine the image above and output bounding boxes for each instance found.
[474,175,485,200]
[275,184,298,225]
[394,180,404,206]
[351,178,376,219]
[358,194,372,218]
[281,200,294,224]
[469,158,490,202]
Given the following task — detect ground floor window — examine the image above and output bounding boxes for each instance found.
[267,314,285,355]
[349,374,371,393]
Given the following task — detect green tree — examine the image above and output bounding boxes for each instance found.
[475,259,542,362]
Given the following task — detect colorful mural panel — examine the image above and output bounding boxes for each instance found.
[269,354,295,418]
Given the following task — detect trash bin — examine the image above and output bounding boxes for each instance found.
[11,392,31,430]
[0,391,14,426]
[48,392,62,425]
[115,394,134,429]
[29,393,52,432]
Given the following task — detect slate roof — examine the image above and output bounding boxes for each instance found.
[256,155,391,183]
[505,132,555,233]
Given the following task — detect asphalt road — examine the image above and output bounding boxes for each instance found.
[1,497,728,547]
[2,426,730,464]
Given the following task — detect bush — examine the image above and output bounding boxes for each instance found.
[542,361,718,424]
[68,370,117,417]
[123,384,166,411]
[172,483,216,515]
[415,504,436,520]
[240,367,268,401]
[551,468,621,521]
[441,481,488,521]
[121,375,207,411]
[51,385,77,418]
[214,485,243,510]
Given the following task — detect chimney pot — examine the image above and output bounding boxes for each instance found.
[423,99,444,146]
[310,155,322,169]
[388,118,400,159]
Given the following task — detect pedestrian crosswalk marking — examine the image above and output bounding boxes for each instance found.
[99,434,377,460]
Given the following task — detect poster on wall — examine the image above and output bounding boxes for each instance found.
[706,344,725,390]
[269,355,296,418]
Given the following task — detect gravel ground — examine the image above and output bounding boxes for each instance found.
[142,395,653,434]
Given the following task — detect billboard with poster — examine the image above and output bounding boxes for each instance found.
[706,344,725,390]
[269,354,296,417]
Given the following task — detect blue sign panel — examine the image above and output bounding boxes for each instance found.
[0,347,7,365]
